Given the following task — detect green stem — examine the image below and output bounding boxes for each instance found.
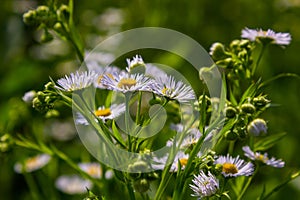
[23,172,40,200]
[136,92,143,125]
[126,182,136,200]
[261,170,300,200]
[251,44,266,76]
[125,94,132,151]
[237,166,259,200]
[228,140,235,154]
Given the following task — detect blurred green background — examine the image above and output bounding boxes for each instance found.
[0,0,300,199]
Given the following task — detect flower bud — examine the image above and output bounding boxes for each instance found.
[53,22,65,35]
[225,130,238,141]
[247,118,267,136]
[0,134,14,153]
[209,42,228,61]
[128,160,149,173]
[23,10,37,25]
[199,67,214,81]
[36,5,49,21]
[225,106,237,118]
[45,109,60,118]
[240,103,256,114]
[45,82,55,91]
[133,179,150,193]
[230,40,240,49]
[22,90,36,104]
[253,96,270,108]
[57,5,70,20]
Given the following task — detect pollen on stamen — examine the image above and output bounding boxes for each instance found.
[179,158,188,167]
[95,108,111,117]
[222,162,238,174]
[117,78,137,88]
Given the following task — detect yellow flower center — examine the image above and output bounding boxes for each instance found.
[87,165,100,176]
[117,78,137,88]
[222,162,238,174]
[26,156,39,169]
[161,87,173,95]
[98,73,114,84]
[179,158,188,167]
[256,154,268,163]
[95,108,111,117]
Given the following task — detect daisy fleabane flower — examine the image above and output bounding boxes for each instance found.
[79,162,102,178]
[215,154,254,177]
[101,72,154,93]
[151,151,189,172]
[55,175,92,194]
[153,75,195,103]
[126,55,146,73]
[75,103,125,125]
[242,146,285,168]
[241,27,291,46]
[14,154,51,173]
[56,71,98,92]
[190,171,219,199]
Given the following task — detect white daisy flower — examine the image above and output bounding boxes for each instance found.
[56,71,98,92]
[101,72,154,93]
[126,55,146,73]
[14,154,51,173]
[75,103,125,125]
[92,65,125,89]
[241,27,291,46]
[242,146,285,168]
[152,151,189,172]
[55,175,92,194]
[190,171,219,199]
[79,162,102,178]
[153,75,195,103]
[214,154,254,177]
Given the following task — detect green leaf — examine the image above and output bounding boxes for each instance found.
[112,121,126,147]
[254,132,286,151]
[239,79,261,105]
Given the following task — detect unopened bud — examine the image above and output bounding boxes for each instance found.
[247,118,267,136]
[133,179,150,193]
[0,134,14,153]
[23,10,37,25]
[199,67,214,81]
[57,5,70,20]
[209,42,228,61]
[240,103,256,114]
[128,160,149,173]
[225,106,237,118]
[22,90,36,103]
[253,96,270,108]
[36,5,49,20]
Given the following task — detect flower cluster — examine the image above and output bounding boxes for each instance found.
[16,24,293,200]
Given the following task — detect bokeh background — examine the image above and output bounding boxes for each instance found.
[0,0,300,199]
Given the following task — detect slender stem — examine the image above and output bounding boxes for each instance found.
[136,92,143,125]
[126,182,136,200]
[251,44,266,76]
[23,172,40,200]
[228,140,235,154]
[125,94,132,151]
[237,166,258,200]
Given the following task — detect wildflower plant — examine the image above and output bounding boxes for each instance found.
[7,0,300,200]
